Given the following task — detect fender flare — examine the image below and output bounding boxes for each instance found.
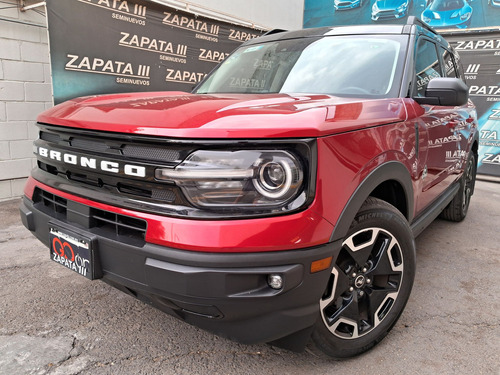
[329,161,414,242]
[472,129,479,154]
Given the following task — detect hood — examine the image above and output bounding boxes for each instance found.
[38,92,408,139]
[375,0,408,10]
[424,1,470,26]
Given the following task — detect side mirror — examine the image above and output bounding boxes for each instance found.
[413,77,469,107]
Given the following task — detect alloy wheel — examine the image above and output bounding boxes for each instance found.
[320,227,404,339]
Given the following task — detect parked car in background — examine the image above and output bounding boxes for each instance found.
[334,0,364,10]
[488,0,500,7]
[422,0,473,28]
[372,0,412,21]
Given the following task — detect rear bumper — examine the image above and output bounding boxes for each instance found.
[20,194,341,348]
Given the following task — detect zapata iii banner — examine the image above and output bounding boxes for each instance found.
[45,0,265,104]
[445,31,500,178]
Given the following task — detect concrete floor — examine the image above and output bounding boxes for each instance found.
[0,180,499,375]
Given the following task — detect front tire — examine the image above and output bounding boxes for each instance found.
[310,198,416,358]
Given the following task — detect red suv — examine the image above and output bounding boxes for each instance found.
[20,17,478,358]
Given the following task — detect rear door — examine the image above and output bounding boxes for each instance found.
[440,46,475,166]
[412,37,463,212]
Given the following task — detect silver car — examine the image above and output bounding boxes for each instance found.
[372,0,411,21]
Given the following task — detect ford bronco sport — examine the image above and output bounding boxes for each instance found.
[20,17,478,358]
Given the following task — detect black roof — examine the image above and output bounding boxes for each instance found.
[244,17,439,46]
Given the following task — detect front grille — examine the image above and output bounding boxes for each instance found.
[35,124,189,206]
[375,10,398,18]
[37,188,67,219]
[34,188,147,242]
[39,128,186,164]
[122,144,180,162]
[91,210,147,239]
[71,138,109,153]
[34,123,315,219]
[40,131,61,143]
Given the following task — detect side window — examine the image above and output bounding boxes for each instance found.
[414,39,442,97]
[441,48,457,78]
[453,50,465,80]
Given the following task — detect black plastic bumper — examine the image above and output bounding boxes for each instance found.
[20,195,341,350]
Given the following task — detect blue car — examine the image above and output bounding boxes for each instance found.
[334,0,364,10]
[371,0,412,21]
[421,0,473,29]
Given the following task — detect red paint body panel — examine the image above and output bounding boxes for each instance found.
[38,92,407,139]
[316,122,418,226]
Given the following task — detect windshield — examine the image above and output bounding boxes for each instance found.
[195,35,406,98]
[430,0,466,11]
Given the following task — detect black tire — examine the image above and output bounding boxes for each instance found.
[310,197,416,359]
[440,152,477,222]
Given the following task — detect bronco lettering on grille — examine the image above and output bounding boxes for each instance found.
[36,146,146,177]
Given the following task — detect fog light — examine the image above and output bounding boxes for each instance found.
[267,274,283,290]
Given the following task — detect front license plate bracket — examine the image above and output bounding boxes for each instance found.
[49,223,101,280]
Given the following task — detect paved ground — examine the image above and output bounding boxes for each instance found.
[0,180,499,375]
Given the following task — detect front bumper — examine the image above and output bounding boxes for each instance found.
[371,8,407,21]
[334,0,361,10]
[423,11,472,29]
[426,19,471,29]
[20,193,341,349]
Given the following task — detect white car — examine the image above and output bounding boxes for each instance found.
[334,0,364,10]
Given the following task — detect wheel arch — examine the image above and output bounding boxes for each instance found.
[329,161,414,242]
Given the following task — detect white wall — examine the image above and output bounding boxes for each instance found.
[167,0,304,30]
[0,1,52,201]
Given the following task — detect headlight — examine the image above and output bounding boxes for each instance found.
[396,3,407,12]
[372,3,379,12]
[155,150,305,211]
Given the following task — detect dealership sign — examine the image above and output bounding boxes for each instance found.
[45,0,264,104]
[304,0,500,30]
[446,31,500,177]
[303,1,500,178]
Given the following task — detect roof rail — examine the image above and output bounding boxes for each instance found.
[261,29,287,37]
[406,16,437,35]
